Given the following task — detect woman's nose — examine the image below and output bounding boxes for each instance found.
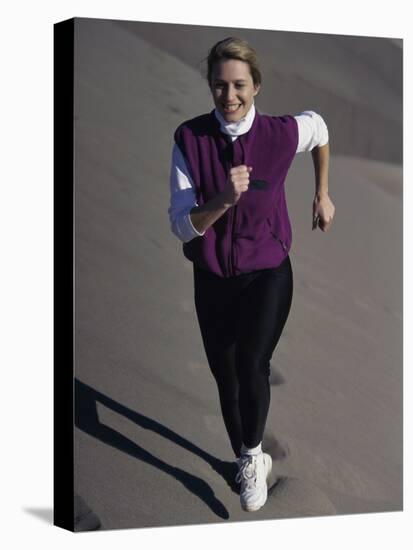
[224,85,236,101]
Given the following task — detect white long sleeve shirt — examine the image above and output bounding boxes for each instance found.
[169,104,329,243]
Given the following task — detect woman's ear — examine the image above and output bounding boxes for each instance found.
[253,84,261,96]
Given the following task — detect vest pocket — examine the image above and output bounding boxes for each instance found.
[266,218,288,252]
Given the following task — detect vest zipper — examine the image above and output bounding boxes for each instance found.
[230,204,237,276]
[230,138,247,276]
[226,136,245,276]
[225,138,235,277]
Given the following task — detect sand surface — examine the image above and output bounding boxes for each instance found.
[72,19,402,530]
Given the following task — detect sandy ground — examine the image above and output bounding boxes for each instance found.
[72,19,402,530]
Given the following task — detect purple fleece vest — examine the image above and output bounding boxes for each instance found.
[174,108,298,278]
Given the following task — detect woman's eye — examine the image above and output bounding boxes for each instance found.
[214,83,245,89]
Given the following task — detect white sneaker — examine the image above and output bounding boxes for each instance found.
[235,452,272,511]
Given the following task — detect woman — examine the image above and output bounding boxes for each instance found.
[168,37,335,512]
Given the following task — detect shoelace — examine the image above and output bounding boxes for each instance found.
[235,455,259,489]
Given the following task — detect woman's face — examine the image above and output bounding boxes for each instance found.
[210,58,260,122]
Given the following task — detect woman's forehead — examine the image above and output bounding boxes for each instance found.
[211,59,252,80]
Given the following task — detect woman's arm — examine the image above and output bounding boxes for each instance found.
[190,164,252,233]
[170,144,250,239]
[295,110,329,153]
[189,193,232,234]
[168,144,206,242]
[294,111,335,232]
[169,144,236,241]
[311,142,335,232]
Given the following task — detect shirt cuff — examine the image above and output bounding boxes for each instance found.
[185,209,206,238]
[175,206,206,242]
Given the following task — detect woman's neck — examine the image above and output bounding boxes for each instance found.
[214,102,256,137]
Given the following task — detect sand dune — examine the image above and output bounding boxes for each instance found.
[116,18,403,164]
[73,18,402,530]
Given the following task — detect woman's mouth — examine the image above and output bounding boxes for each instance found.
[223,103,242,113]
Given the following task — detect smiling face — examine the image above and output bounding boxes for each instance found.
[210,58,261,122]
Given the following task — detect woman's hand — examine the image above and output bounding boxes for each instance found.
[221,165,252,207]
[312,193,335,231]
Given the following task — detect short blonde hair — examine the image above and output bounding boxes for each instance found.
[206,37,262,87]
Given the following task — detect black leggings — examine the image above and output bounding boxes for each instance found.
[193,254,293,458]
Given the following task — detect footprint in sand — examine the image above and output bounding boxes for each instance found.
[262,437,336,516]
[269,368,285,386]
[278,437,388,502]
[266,476,337,517]
[263,434,290,463]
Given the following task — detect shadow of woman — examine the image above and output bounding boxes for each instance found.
[74,378,238,519]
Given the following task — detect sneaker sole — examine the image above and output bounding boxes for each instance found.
[241,453,273,512]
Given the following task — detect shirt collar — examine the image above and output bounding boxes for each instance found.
[214,102,256,137]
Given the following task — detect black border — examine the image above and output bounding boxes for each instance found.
[53,17,75,532]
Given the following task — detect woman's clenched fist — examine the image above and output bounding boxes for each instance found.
[222,165,253,207]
